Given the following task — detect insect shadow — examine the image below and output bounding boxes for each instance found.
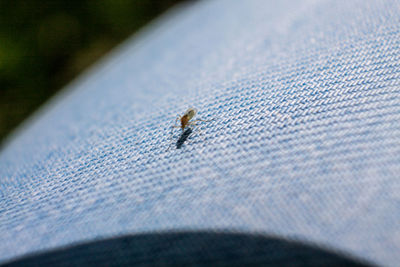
[176,128,193,149]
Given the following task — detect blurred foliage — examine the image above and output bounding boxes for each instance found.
[0,0,185,144]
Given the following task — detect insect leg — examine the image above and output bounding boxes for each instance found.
[187,121,206,140]
[167,116,182,151]
[191,118,214,123]
[174,116,181,126]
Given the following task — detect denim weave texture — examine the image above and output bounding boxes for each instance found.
[1,0,400,265]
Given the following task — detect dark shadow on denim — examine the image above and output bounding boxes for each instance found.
[3,231,373,267]
[176,128,192,149]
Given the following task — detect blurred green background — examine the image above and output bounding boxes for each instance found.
[0,0,185,145]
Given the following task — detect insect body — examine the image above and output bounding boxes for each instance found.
[169,108,211,150]
[179,108,197,130]
[172,107,212,132]
[174,108,201,131]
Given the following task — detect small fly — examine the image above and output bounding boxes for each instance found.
[173,108,202,131]
[170,108,211,149]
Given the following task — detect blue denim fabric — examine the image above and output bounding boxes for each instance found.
[1,0,400,265]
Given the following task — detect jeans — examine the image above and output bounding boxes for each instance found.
[1,0,399,265]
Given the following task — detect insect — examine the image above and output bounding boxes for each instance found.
[173,108,208,131]
[168,108,211,150]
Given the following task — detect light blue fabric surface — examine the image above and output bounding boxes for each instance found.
[1,0,400,265]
